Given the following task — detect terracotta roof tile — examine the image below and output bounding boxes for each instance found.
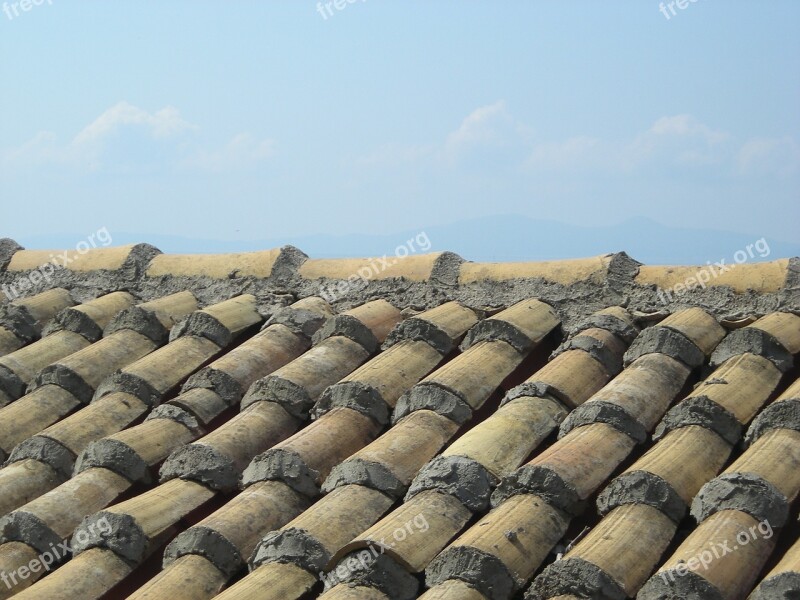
[0,242,797,600]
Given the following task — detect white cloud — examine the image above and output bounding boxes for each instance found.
[354,106,799,180]
[647,114,729,144]
[2,131,61,164]
[357,100,530,168]
[1,102,274,173]
[72,102,196,147]
[524,114,741,172]
[443,101,509,159]
[625,114,732,167]
[738,137,800,175]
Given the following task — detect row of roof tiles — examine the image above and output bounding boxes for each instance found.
[1,240,797,295]
[0,269,797,599]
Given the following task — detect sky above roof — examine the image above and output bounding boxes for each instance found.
[1,1,799,255]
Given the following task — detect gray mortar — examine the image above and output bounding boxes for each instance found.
[430,251,464,287]
[446,275,586,322]
[93,371,162,406]
[159,443,238,493]
[748,573,800,600]
[393,382,472,425]
[788,256,800,282]
[32,364,95,404]
[500,381,559,407]
[250,527,330,573]
[426,545,518,600]
[0,304,39,343]
[181,368,243,407]
[570,313,639,345]
[638,568,724,600]
[74,438,150,484]
[491,465,582,516]
[406,455,493,512]
[0,363,26,400]
[527,557,627,600]
[711,327,794,372]
[263,305,326,339]
[322,458,405,498]
[312,314,379,353]
[691,472,789,527]
[240,374,313,419]
[445,275,610,325]
[453,273,776,333]
[119,243,162,279]
[787,257,800,296]
[104,305,168,344]
[331,550,418,600]
[145,404,203,435]
[169,311,231,346]
[0,510,63,555]
[312,278,448,316]
[553,333,622,375]
[42,306,104,342]
[460,318,534,354]
[381,316,454,355]
[0,238,23,271]
[654,396,742,445]
[624,326,705,369]
[137,275,267,310]
[596,470,687,523]
[746,399,800,445]
[313,381,390,425]
[167,269,780,318]
[163,525,244,579]
[241,448,320,497]
[71,511,148,565]
[607,251,642,296]
[270,245,308,283]
[255,292,298,317]
[258,295,298,319]
[559,401,647,444]
[7,435,75,480]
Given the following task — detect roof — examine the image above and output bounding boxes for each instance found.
[0,239,798,600]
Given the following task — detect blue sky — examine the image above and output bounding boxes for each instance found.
[1,1,799,256]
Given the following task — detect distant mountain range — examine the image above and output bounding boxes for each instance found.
[9,216,799,265]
